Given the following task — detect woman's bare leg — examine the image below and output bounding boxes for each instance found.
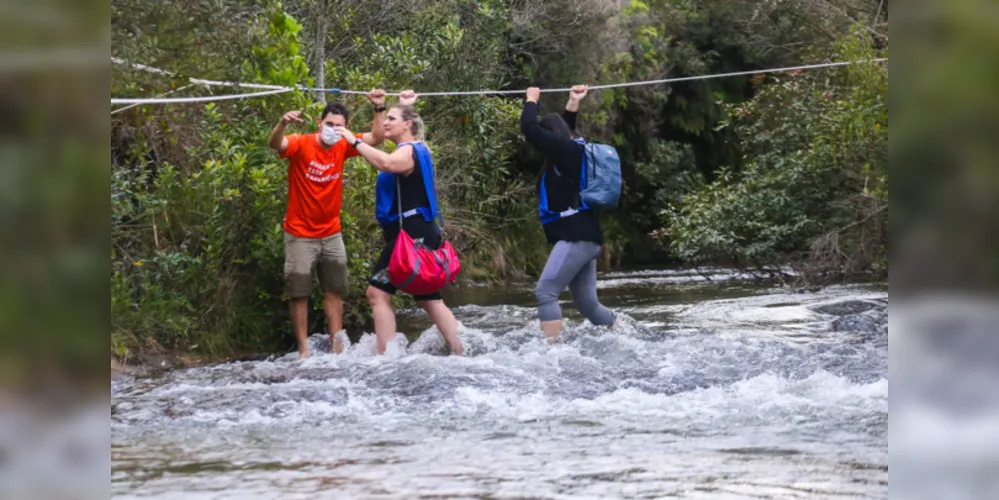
[419,300,464,355]
[366,285,397,354]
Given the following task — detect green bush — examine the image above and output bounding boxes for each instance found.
[661,31,888,279]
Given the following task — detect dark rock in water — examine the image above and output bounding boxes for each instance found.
[830,305,888,336]
[136,352,175,369]
[812,300,880,317]
[832,314,883,334]
[231,353,272,362]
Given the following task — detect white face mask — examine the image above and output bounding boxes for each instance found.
[320,124,340,145]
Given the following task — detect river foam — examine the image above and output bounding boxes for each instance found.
[112,281,887,499]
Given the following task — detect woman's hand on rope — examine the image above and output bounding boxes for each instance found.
[366,89,386,107]
[526,87,541,103]
[399,90,418,106]
[565,84,588,112]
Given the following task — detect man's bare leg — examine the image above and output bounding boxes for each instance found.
[366,286,396,354]
[420,300,464,355]
[290,297,310,358]
[323,291,344,353]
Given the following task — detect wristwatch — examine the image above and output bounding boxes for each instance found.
[374,105,387,113]
[352,138,363,148]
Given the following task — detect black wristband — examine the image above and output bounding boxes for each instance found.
[352,138,363,148]
[373,105,387,113]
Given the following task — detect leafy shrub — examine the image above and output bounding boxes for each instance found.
[661,30,887,279]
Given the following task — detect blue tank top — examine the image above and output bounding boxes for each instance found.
[375,141,442,227]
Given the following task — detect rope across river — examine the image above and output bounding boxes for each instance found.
[110,58,887,106]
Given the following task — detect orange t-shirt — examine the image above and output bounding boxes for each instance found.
[279,132,364,238]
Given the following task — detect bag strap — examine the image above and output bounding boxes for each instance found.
[395,175,403,229]
[393,141,414,230]
[395,141,416,231]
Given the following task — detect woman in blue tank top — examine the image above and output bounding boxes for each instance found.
[334,91,463,356]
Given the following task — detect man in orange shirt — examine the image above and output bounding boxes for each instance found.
[267,90,386,358]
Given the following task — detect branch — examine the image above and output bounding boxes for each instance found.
[836,203,887,234]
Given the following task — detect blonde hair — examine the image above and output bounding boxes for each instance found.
[392,104,425,142]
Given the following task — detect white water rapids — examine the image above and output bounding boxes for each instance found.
[111,270,887,499]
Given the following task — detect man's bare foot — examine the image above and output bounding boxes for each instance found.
[449,339,464,356]
[298,350,311,359]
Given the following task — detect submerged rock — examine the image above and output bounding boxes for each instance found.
[829,304,888,335]
[812,300,881,317]
[832,314,882,334]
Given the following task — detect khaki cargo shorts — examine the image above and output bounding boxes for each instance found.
[283,231,348,298]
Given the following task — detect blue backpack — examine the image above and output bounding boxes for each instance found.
[538,138,622,225]
[579,141,622,209]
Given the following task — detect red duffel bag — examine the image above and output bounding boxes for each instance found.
[382,147,461,296]
[387,228,461,296]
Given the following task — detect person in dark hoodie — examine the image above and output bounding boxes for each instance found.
[334,91,463,356]
[520,85,616,342]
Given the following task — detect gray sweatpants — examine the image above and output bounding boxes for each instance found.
[535,240,616,325]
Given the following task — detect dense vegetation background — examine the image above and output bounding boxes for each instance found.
[111,0,887,359]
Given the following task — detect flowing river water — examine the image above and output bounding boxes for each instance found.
[111,268,888,499]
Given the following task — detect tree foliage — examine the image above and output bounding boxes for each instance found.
[660,29,887,279]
